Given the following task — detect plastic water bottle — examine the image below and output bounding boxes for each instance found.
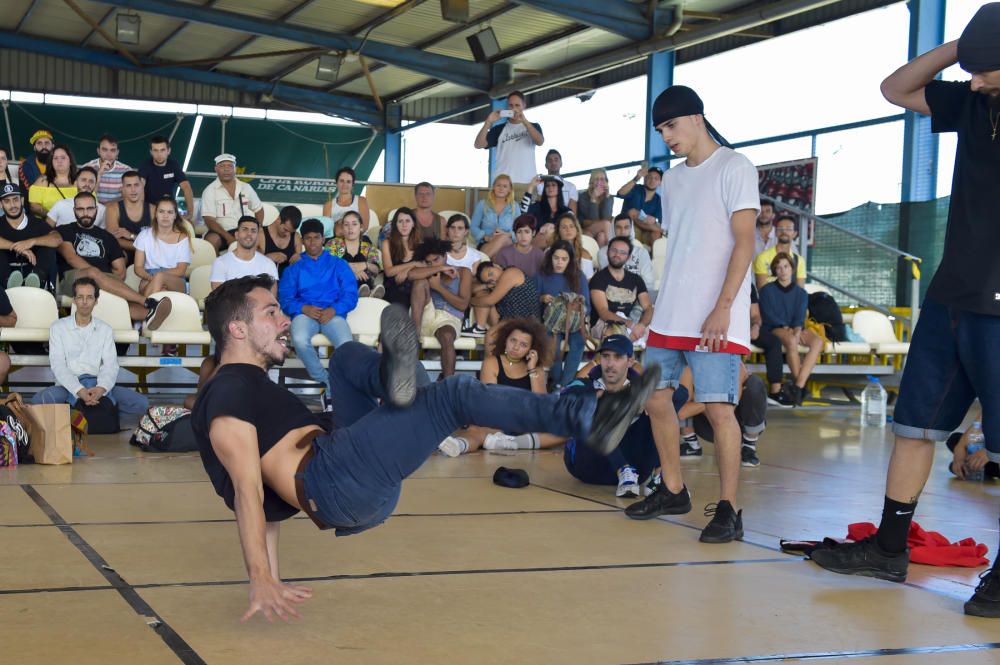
[860,376,887,427]
[966,421,986,482]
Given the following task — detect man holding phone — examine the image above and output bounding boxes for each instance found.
[474,91,544,185]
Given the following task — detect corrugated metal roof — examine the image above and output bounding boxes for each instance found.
[4,0,902,126]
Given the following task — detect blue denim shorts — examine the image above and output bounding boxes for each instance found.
[644,346,742,404]
[893,298,1000,462]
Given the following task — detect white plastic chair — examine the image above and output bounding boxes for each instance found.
[180,219,196,239]
[260,202,280,227]
[189,265,213,310]
[71,290,139,344]
[311,297,389,348]
[125,265,142,291]
[294,204,324,217]
[1,287,59,343]
[187,238,217,277]
[141,291,209,345]
[852,310,910,355]
[367,209,381,240]
[439,210,470,226]
[803,283,832,295]
[580,234,599,261]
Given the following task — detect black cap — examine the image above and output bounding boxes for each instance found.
[492,466,530,488]
[958,2,1000,73]
[651,85,731,149]
[0,183,20,200]
[647,166,664,177]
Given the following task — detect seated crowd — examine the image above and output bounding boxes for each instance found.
[0,121,844,497]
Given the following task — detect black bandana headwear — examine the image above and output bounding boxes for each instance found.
[958,3,1000,73]
[651,85,731,148]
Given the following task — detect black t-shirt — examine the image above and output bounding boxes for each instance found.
[0,214,52,244]
[0,288,12,316]
[192,363,321,521]
[139,158,188,202]
[589,267,647,319]
[925,80,1000,315]
[57,223,124,274]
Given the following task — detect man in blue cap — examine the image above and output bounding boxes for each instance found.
[811,3,1000,618]
[623,85,759,544]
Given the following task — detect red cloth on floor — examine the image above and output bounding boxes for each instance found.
[848,521,989,567]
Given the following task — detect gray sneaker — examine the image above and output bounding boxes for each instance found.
[24,273,41,289]
[7,271,23,289]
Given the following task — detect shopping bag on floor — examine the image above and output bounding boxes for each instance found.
[25,403,73,465]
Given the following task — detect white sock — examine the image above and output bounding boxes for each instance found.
[742,433,758,448]
[454,437,470,454]
[512,433,540,449]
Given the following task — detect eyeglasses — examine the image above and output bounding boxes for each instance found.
[607,248,630,256]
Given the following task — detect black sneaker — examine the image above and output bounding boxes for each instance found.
[462,325,488,338]
[790,384,805,406]
[809,536,909,583]
[144,297,173,331]
[624,483,691,520]
[965,568,1000,618]
[378,305,419,408]
[699,501,744,543]
[741,444,760,467]
[767,388,795,408]
[585,365,660,455]
[680,438,703,457]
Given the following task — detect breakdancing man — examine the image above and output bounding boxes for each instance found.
[193,274,658,622]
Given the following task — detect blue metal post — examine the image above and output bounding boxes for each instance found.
[900,0,944,202]
[644,50,675,167]
[384,104,402,183]
[488,97,508,183]
[897,0,943,308]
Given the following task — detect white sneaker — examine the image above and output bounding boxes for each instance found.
[616,465,640,498]
[483,432,518,451]
[438,436,466,458]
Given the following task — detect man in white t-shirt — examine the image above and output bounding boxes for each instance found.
[624,86,759,544]
[210,216,278,290]
[474,91,544,184]
[201,153,264,253]
[47,167,106,228]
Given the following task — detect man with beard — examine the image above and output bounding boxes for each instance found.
[18,130,53,198]
[617,165,664,245]
[201,154,264,253]
[46,167,106,228]
[810,3,1000,619]
[56,191,172,328]
[210,216,278,289]
[192,278,657,621]
[0,182,61,289]
[589,235,653,341]
[752,214,806,289]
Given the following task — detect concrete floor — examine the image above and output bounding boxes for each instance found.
[2,407,998,665]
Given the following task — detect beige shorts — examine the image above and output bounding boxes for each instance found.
[420,304,462,338]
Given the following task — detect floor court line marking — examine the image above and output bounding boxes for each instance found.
[0,558,800,597]
[626,641,1000,665]
[0,508,617,529]
[20,484,207,665]
[122,557,799,591]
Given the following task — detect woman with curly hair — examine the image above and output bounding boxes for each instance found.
[438,318,568,456]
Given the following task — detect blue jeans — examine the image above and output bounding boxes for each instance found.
[894,298,1000,462]
[290,313,353,394]
[563,414,659,485]
[645,345,742,404]
[300,342,598,535]
[32,374,149,416]
[551,331,585,389]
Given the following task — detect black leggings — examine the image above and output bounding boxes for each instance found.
[753,327,785,386]
[0,247,57,288]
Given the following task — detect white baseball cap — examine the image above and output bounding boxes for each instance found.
[214,153,237,165]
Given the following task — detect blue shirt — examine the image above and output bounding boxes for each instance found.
[533,271,591,311]
[758,281,807,330]
[621,186,661,219]
[278,251,358,318]
[470,199,517,243]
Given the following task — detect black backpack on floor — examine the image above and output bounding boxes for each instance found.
[74,397,120,434]
[808,291,847,343]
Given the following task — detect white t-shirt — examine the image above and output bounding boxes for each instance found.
[134,228,192,271]
[487,121,542,184]
[447,246,485,271]
[649,147,760,354]
[48,198,107,228]
[210,250,279,284]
